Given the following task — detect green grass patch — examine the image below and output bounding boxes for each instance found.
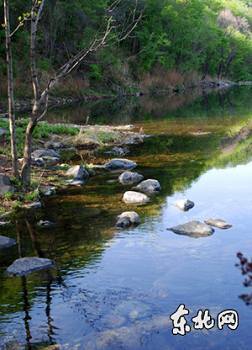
[0,118,79,156]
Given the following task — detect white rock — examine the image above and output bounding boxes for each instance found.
[123,191,150,205]
[175,199,195,211]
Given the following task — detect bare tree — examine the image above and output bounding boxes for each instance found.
[20,0,143,188]
[3,0,19,178]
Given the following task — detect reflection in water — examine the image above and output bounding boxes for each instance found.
[237,253,252,306]
[1,87,252,349]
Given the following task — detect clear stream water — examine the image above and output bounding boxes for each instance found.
[0,87,252,349]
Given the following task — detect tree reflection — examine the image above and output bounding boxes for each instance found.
[16,220,58,348]
[236,252,252,305]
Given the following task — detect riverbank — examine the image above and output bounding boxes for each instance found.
[0,79,237,116]
[0,119,146,217]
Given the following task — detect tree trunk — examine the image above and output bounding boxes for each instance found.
[4,0,19,179]
[21,118,37,188]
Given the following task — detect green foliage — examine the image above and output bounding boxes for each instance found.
[1,0,252,92]
[0,118,78,156]
[89,64,103,81]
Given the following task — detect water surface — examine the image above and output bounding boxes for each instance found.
[0,87,252,349]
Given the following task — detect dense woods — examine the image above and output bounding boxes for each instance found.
[1,0,252,99]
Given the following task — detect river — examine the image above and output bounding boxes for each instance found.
[0,87,252,349]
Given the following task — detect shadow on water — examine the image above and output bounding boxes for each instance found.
[1,87,252,349]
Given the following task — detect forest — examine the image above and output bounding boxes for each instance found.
[1,0,252,99]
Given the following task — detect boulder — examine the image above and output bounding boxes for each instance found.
[175,199,195,211]
[0,174,14,196]
[116,211,141,228]
[0,235,16,249]
[168,221,214,238]
[32,149,60,159]
[134,179,161,195]
[66,165,89,180]
[119,171,144,186]
[123,191,150,205]
[204,218,232,230]
[7,257,55,276]
[105,158,137,171]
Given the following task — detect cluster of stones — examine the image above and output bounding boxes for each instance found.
[168,199,232,238]
[99,158,162,229]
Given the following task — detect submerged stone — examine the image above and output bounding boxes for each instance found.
[134,179,161,195]
[168,221,214,238]
[204,218,232,229]
[116,211,141,228]
[119,171,144,186]
[123,191,150,205]
[7,257,55,276]
[0,235,16,249]
[105,158,137,171]
[175,199,195,211]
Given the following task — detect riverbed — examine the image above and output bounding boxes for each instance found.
[0,87,252,349]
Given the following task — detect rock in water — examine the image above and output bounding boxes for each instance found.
[0,174,14,196]
[119,171,144,185]
[175,199,195,211]
[0,235,16,249]
[105,158,137,171]
[123,191,150,205]
[168,221,214,238]
[66,165,89,180]
[134,179,161,195]
[116,211,141,228]
[204,218,232,229]
[7,257,55,276]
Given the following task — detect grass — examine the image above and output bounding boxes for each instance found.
[0,118,79,156]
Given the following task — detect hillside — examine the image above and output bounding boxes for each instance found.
[1,0,252,99]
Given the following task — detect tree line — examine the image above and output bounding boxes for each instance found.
[1,0,252,189]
